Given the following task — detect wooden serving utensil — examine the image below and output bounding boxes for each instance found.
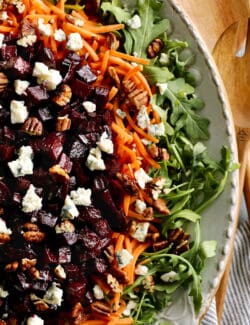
[212,18,250,323]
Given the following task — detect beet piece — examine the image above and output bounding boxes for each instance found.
[58,232,78,246]
[68,139,87,159]
[12,192,22,206]
[15,177,31,193]
[71,79,94,100]
[75,64,97,83]
[0,107,10,126]
[3,126,15,142]
[92,219,111,239]
[78,133,99,147]
[41,133,63,161]
[7,56,31,79]
[70,110,88,132]
[26,85,49,105]
[15,272,32,292]
[94,188,127,232]
[1,45,17,60]
[37,210,58,228]
[64,264,79,281]
[61,53,81,82]
[92,174,108,192]
[58,246,71,264]
[37,107,54,122]
[38,47,56,68]
[14,294,32,313]
[57,153,72,173]
[39,268,52,282]
[0,180,10,204]
[44,246,58,264]
[78,206,102,223]
[32,280,49,293]
[88,258,107,274]
[79,229,101,251]
[0,144,15,161]
[31,168,51,188]
[94,86,109,107]
[71,160,89,186]
[65,280,87,305]
[82,290,94,306]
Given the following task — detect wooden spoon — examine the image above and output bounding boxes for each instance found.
[213,19,250,323]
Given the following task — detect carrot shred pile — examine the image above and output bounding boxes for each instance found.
[1,1,170,323]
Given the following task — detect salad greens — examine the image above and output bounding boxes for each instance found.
[100,0,236,324]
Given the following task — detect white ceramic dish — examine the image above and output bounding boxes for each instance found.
[156,1,239,324]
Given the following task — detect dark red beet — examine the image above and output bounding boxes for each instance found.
[64,264,79,281]
[68,139,87,159]
[88,258,107,274]
[37,107,54,122]
[59,232,78,246]
[26,85,49,105]
[75,64,97,83]
[32,280,49,293]
[0,144,15,161]
[43,246,58,264]
[3,126,15,142]
[79,229,101,251]
[71,79,94,100]
[37,210,58,228]
[70,110,88,132]
[61,53,81,82]
[94,86,109,108]
[78,133,99,147]
[41,133,63,161]
[92,174,108,192]
[71,161,89,186]
[57,153,73,173]
[58,246,71,264]
[16,272,33,291]
[15,177,31,193]
[37,47,56,68]
[0,180,10,204]
[65,281,87,305]
[92,219,111,239]
[12,192,22,206]
[82,290,94,306]
[6,56,31,79]
[78,207,102,223]
[1,45,17,60]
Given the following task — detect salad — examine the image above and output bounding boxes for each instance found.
[0,0,235,324]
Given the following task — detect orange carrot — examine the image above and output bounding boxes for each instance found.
[78,321,106,325]
[111,122,133,144]
[133,133,160,169]
[110,50,150,65]
[127,242,150,284]
[115,234,125,252]
[123,194,131,216]
[101,50,110,75]
[124,65,143,82]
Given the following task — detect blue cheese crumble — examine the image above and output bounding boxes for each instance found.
[116,249,133,268]
[70,187,92,206]
[22,184,42,213]
[61,195,79,219]
[8,146,34,178]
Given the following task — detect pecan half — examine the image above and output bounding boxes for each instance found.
[21,258,37,271]
[23,231,45,243]
[153,198,170,215]
[167,228,190,254]
[22,117,43,136]
[91,301,112,316]
[106,273,121,293]
[54,264,66,280]
[56,115,71,132]
[153,240,168,251]
[53,84,72,106]
[116,172,138,195]
[5,261,19,272]
[107,32,120,50]
[49,164,70,183]
[23,222,39,231]
[148,144,169,161]
[122,79,149,110]
[110,265,129,285]
[0,72,8,93]
[0,233,10,244]
[108,66,121,88]
[147,38,164,58]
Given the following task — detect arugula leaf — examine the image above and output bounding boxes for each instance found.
[101,1,132,23]
[143,65,174,85]
[167,78,195,97]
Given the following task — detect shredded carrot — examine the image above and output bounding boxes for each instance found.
[92,276,111,295]
[101,50,110,75]
[133,133,160,169]
[110,50,150,65]
[111,122,133,144]
[108,86,119,101]
[123,194,131,216]
[123,65,143,82]
[78,321,106,325]
[115,234,125,252]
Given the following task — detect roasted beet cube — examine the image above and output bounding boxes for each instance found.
[82,290,94,306]
[92,219,111,238]
[88,258,107,274]
[79,229,101,251]
[78,206,102,223]
[57,153,73,173]
[7,56,31,79]
[44,246,58,264]
[37,107,54,122]
[16,272,33,291]
[71,160,89,186]
[1,45,17,60]
[58,246,71,263]
[15,177,31,193]
[0,144,15,161]
[26,85,49,105]
[75,64,97,83]
[92,174,108,192]
[37,47,56,68]
[68,139,87,159]
[32,280,49,293]
[71,79,94,100]
[37,210,58,228]
[14,294,32,313]
[94,86,109,107]
[41,133,63,161]
[0,180,10,204]
[78,133,99,147]
[64,264,79,281]
[3,126,15,142]
[58,232,78,246]
[70,110,88,132]
[65,280,87,305]
[12,192,22,206]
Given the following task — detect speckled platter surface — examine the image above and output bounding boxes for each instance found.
[157,1,239,324]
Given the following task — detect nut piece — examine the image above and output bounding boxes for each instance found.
[122,79,149,110]
[5,261,19,272]
[107,32,120,50]
[54,264,66,280]
[147,38,164,58]
[49,164,70,183]
[71,302,88,323]
[148,144,169,161]
[56,115,71,132]
[108,66,121,88]
[0,72,8,93]
[0,233,11,244]
[142,207,154,220]
[23,222,39,232]
[116,172,138,195]
[104,245,115,264]
[22,117,43,136]
[152,240,168,251]
[21,258,37,271]
[110,266,129,285]
[167,228,190,255]
[153,198,170,215]
[53,84,72,106]
[106,273,121,293]
[142,275,154,292]
[91,301,112,316]
[30,294,49,312]
[23,231,45,243]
